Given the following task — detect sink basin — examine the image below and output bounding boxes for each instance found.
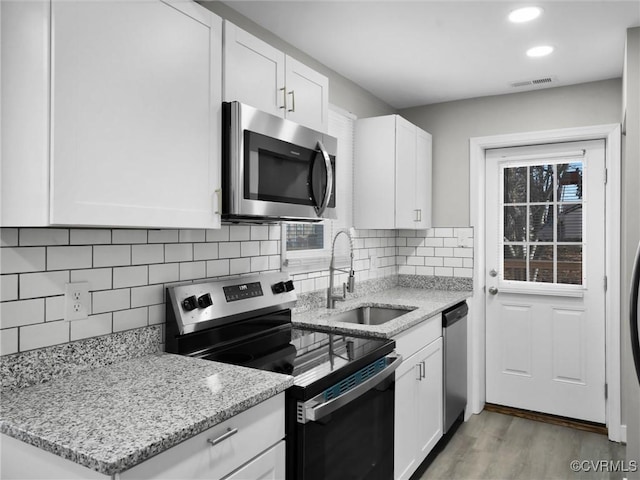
[330,306,414,326]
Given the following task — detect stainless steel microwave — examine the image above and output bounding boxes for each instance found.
[222,101,337,222]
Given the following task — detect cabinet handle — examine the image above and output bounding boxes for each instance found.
[415,363,422,381]
[421,361,426,379]
[207,427,238,447]
[288,90,296,113]
[214,188,222,215]
[279,87,287,110]
[415,209,422,222]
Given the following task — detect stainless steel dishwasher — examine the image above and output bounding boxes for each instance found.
[442,301,468,433]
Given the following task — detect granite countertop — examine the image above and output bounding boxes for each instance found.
[0,353,293,476]
[293,287,472,338]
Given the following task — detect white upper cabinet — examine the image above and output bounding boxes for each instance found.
[1,0,222,229]
[223,21,329,133]
[354,115,432,229]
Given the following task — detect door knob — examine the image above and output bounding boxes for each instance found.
[489,269,498,277]
[488,287,498,295]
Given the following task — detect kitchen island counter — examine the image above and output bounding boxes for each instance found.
[0,353,292,476]
[293,287,472,338]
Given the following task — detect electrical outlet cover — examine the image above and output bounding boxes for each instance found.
[65,282,90,321]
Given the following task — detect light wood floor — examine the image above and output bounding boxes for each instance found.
[418,410,627,480]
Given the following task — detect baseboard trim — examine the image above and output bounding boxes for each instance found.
[484,403,608,436]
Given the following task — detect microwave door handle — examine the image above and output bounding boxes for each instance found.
[314,140,333,217]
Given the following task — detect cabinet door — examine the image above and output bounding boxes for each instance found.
[51,0,221,228]
[415,128,433,229]
[395,116,418,229]
[223,441,285,480]
[223,21,285,117]
[284,56,329,132]
[416,337,443,461]
[394,356,421,480]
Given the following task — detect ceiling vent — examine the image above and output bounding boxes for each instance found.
[509,76,558,88]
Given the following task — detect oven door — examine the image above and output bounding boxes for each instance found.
[288,353,401,480]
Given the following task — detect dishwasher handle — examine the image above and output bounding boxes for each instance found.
[298,353,402,424]
[443,302,468,327]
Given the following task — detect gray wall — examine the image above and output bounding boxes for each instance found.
[400,79,622,226]
[622,27,640,471]
[197,0,395,119]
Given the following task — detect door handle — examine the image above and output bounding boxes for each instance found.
[488,287,498,295]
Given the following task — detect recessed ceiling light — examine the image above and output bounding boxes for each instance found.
[526,45,554,57]
[509,6,543,23]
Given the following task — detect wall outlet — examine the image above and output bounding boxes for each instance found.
[65,282,90,321]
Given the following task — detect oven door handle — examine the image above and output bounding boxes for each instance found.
[313,140,333,218]
[301,353,402,423]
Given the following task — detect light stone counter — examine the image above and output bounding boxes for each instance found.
[293,287,472,338]
[0,353,293,476]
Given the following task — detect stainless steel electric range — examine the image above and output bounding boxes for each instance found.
[166,272,400,480]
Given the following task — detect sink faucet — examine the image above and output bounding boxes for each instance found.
[327,228,356,309]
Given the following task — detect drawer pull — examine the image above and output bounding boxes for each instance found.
[207,427,238,447]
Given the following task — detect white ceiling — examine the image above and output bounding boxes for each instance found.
[221,0,640,109]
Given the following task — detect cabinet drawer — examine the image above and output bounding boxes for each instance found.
[120,393,284,479]
[394,314,442,360]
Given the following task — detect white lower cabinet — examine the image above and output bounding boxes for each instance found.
[0,394,285,480]
[394,318,443,480]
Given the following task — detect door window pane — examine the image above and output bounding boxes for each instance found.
[557,204,582,242]
[529,165,554,203]
[504,206,527,241]
[500,159,584,287]
[287,224,324,251]
[557,246,582,284]
[529,205,554,242]
[504,167,527,203]
[504,245,526,281]
[529,245,554,283]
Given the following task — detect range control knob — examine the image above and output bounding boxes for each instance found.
[197,293,213,308]
[182,295,198,311]
[284,280,295,292]
[271,282,286,294]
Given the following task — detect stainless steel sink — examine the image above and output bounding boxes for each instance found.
[330,306,414,325]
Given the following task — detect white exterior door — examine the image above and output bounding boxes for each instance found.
[485,140,606,423]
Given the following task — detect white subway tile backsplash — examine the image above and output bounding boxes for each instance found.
[416,247,435,257]
[112,229,147,244]
[407,257,425,266]
[45,295,65,322]
[92,288,130,314]
[454,268,473,278]
[424,257,444,267]
[70,268,112,291]
[463,258,474,268]
[47,246,92,271]
[241,241,260,257]
[131,285,164,308]
[93,245,131,267]
[434,247,454,257]
[1,247,46,274]
[443,237,459,248]
[19,228,69,246]
[113,307,147,332]
[268,225,281,240]
[424,238,443,247]
[20,271,70,299]
[230,225,250,241]
[268,255,281,270]
[230,258,251,275]
[69,229,111,245]
[416,266,435,276]
[454,248,473,258]
[113,266,148,289]
[398,265,416,275]
[70,313,112,341]
[250,226,269,241]
[219,242,240,259]
[179,261,206,281]
[434,267,454,276]
[433,228,454,237]
[444,257,463,268]
[193,243,218,261]
[250,256,269,272]
[20,320,69,351]
[148,304,165,325]
[1,229,18,247]
[165,243,193,263]
[206,259,230,277]
[0,275,18,301]
[1,328,18,355]
[406,238,424,247]
[132,244,164,265]
[148,229,179,243]
[260,241,278,256]
[179,229,206,243]
[206,225,229,242]
[0,299,44,328]
[149,263,180,284]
